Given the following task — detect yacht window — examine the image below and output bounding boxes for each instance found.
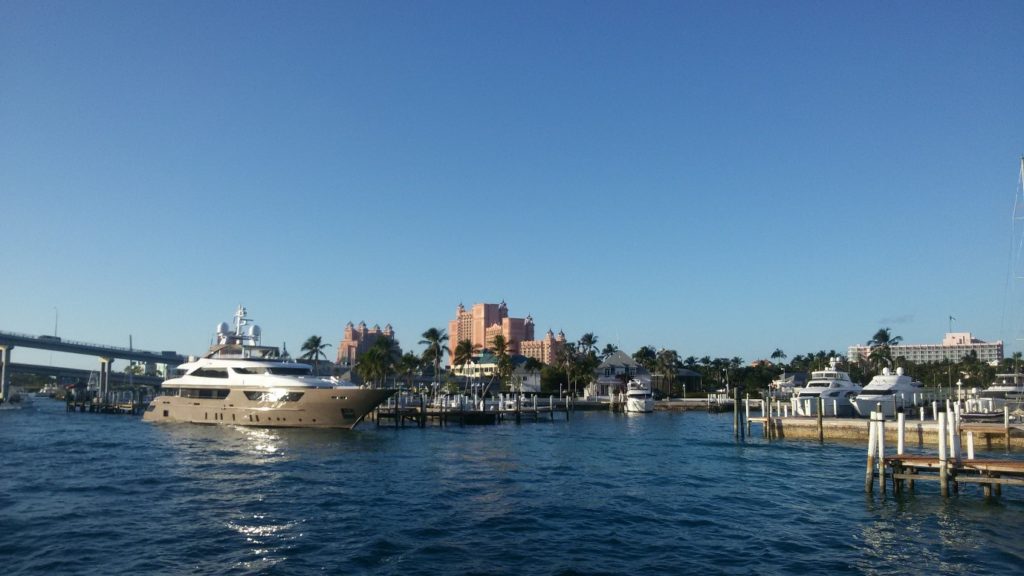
[180,388,230,399]
[266,367,312,376]
[243,391,305,402]
[233,367,268,375]
[191,368,229,379]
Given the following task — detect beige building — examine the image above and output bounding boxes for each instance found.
[448,301,566,365]
[336,321,395,366]
[848,332,1003,365]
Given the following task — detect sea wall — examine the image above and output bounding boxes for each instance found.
[768,417,1024,450]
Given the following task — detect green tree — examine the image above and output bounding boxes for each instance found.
[355,336,401,387]
[300,335,332,376]
[578,332,599,356]
[655,348,681,397]
[419,327,449,383]
[395,352,421,390]
[453,339,476,373]
[632,346,657,373]
[489,334,514,393]
[770,348,787,365]
[600,343,619,360]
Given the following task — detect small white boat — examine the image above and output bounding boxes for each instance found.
[793,359,861,417]
[622,379,654,413]
[852,367,924,418]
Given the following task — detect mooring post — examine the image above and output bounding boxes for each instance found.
[733,387,739,438]
[938,411,949,497]
[817,397,824,443]
[877,412,886,494]
[1005,406,1011,451]
[897,412,905,455]
[866,411,878,493]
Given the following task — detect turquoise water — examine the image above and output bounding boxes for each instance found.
[1,399,1022,575]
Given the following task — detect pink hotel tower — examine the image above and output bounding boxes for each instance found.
[448,301,566,365]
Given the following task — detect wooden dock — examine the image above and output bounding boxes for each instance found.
[375,394,573,428]
[864,411,1024,499]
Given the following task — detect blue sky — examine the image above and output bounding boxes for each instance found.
[2,1,1023,370]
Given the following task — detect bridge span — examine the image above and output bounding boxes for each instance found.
[0,330,185,403]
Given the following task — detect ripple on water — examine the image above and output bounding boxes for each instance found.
[3,401,1024,575]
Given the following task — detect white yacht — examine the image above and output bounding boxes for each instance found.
[792,359,860,417]
[976,374,1024,412]
[622,379,654,413]
[143,307,395,429]
[851,367,924,418]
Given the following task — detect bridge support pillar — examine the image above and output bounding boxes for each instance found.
[1,345,12,403]
[99,357,112,402]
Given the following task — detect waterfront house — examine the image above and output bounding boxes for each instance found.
[585,350,651,399]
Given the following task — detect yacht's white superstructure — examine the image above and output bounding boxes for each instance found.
[623,379,654,413]
[143,307,394,429]
[792,359,861,417]
[976,374,1024,411]
[851,367,924,418]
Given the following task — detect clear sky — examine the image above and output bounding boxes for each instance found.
[2,1,1023,371]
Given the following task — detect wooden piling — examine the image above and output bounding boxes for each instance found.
[866,410,878,493]
[938,412,949,497]
[817,397,824,443]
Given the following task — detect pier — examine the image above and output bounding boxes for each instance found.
[375,393,574,427]
[862,411,1024,498]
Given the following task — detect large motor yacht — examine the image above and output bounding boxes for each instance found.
[143,307,395,429]
[792,359,861,417]
[851,366,924,418]
[976,374,1024,412]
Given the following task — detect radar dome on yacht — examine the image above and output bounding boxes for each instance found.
[216,322,230,335]
[247,325,261,339]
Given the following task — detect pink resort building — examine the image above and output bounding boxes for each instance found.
[336,321,395,366]
[448,301,566,365]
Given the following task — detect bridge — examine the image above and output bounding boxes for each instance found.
[0,330,185,402]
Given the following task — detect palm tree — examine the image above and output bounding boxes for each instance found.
[655,348,681,397]
[578,333,599,356]
[395,352,421,390]
[453,339,475,373]
[419,327,449,383]
[867,328,902,371]
[489,334,514,393]
[770,348,787,364]
[632,346,657,373]
[600,343,619,360]
[300,335,332,376]
[355,336,401,387]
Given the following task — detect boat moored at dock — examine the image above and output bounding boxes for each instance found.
[623,379,654,413]
[851,366,924,418]
[792,359,860,417]
[143,306,395,429]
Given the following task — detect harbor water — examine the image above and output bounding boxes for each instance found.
[2,399,1023,575]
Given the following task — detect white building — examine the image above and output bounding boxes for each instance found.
[848,332,1003,365]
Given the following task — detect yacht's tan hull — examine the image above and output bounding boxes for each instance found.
[142,387,395,429]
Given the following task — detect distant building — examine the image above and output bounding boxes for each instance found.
[847,332,1003,365]
[450,352,542,393]
[447,301,566,365]
[519,329,568,365]
[336,321,396,366]
[585,350,650,398]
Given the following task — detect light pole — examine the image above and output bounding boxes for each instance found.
[53,307,58,337]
